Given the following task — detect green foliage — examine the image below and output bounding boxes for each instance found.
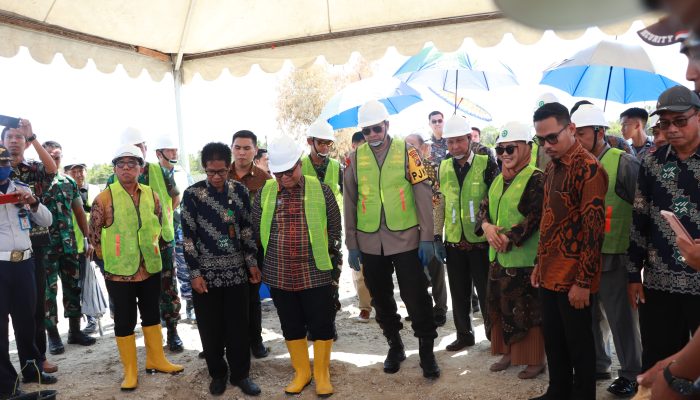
[188,152,204,175]
[479,126,500,147]
[607,120,622,138]
[87,163,114,185]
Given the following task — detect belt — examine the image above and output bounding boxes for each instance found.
[0,249,32,262]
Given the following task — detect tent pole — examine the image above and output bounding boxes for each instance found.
[173,69,190,174]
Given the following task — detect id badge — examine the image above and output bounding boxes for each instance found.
[18,209,31,231]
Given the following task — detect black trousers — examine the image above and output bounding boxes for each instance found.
[362,249,437,339]
[639,288,700,372]
[271,285,335,341]
[105,273,161,337]
[445,246,489,339]
[32,247,47,361]
[540,288,595,400]
[0,259,43,393]
[248,282,262,346]
[194,284,251,381]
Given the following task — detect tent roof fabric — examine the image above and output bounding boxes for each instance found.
[0,0,662,82]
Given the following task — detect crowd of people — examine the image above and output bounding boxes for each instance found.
[1,15,700,400]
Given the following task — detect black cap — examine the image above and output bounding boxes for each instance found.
[651,85,700,116]
[0,145,10,162]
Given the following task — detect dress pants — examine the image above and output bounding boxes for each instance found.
[426,258,448,318]
[248,248,265,346]
[271,285,335,341]
[361,249,437,339]
[0,259,43,393]
[194,284,250,381]
[445,246,489,339]
[106,273,161,337]
[540,288,596,400]
[31,247,47,362]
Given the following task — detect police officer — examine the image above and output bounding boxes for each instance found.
[0,145,57,398]
[344,100,440,379]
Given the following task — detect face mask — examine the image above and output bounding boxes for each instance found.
[369,140,383,147]
[0,166,12,181]
[317,152,329,158]
[452,154,465,160]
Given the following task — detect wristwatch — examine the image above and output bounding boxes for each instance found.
[26,134,36,142]
[664,361,700,396]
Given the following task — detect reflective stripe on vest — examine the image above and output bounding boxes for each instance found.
[439,155,488,243]
[487,166,540,267]
[356,139,418,233]
[147,163,175,242]
[301,156,342,207]
[101,182,162,276]
[259,177,332,271]
[600,148,633,254]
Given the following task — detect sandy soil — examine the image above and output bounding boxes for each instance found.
[9,265,623,399]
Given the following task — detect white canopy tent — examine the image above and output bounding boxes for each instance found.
[0,0,661,171]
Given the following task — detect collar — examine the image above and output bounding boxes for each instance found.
[278,175,305,193]
[452,151,475,168]
[663,142,700,161]
[231,161,255,178]
[431,134,445,144]
[205,179,229,194]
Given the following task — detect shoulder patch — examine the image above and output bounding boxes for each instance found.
[407,146,428,185]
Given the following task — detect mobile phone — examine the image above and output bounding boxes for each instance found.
[660,210,693,242]
[0,115,20,129]
[0,192,22,205]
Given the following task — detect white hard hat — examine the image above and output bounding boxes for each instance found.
[153,135,178,150]
[120,127,146,146]
[535,93,560,111]
[112,144,145,166]
[442,115,471,139]
[357,100,389,128]
[571,104,609,128]
[268,135,304,174]
[307,120,335,141]
[497,121,532,144]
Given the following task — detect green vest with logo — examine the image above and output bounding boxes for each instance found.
[487,166,540,267]
[356,139,418,232]
[259,177,332,271]
[301,156,342,207]
[599,148,633,254]
[73,185,98,253]
[147,163,175,242]
[101,182,163,276]
[440,155,489,244]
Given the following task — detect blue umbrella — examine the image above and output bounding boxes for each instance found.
[540,40,681,109]
[319,77,422,130]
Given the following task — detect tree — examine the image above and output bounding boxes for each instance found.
[479,126,500,147]
[87,163,114,185]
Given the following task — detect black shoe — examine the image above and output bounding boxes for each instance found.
[67,317,97,346]
[528,395,550,400]
[0,389,24,400]
[46,326,64,355]
[445,335,475,351]
[596,371,612,380]
[82,316,98,335]
[232,377,261,396]
[607,376,638,397]
[383,334,406,374]
[209,376,227,396]
[418,338,440,379]
[434,314,447,327]
[167,324,184,352]
[251,341,269,359]
[22,371,58,384]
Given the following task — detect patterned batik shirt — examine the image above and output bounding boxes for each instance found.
[431,135,448,163]
[628,144,700,295]
[12,159,56,246]
[44,174,81,255]
[181,179,257,288]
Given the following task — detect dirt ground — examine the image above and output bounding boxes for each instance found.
[9,264,623,399]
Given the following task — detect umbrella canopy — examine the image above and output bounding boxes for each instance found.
[319,77,422,130]
[393,45,519,95]
[540,39,681,107]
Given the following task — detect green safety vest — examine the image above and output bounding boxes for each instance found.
[440,155,489,243]
[529,143,538,168]
[356,139,418,232]
[147,163,175,242]
[259,177,332,271]
[301,156,342,207]
[73,185,98,253]
[101,182,162,276]
[599,148,633,254]
[487,166,540,267]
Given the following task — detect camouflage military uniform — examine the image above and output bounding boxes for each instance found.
[43,174,83,328]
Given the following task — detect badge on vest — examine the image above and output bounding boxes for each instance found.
[407,147,428,184]
[18,208,31,231]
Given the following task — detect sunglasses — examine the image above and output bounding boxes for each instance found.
[314,139,334,147]
[495,145,518,155]
[533,125,568,146]
[658,112,698,130]
[430,119,443,124]
[115,160,140,169]
[273,162,299,178]
[361,124,384,136]
[205,169,228,177]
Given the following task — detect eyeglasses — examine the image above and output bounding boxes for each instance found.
[495,145,518,155]
[115,160,139,169]
[430,119,443,124]
[658,112,698,130]
[361,124,384,136]
[273,162,299,178]
[314,139,334,147]
[533,125,568,146]
[205,169,228,177]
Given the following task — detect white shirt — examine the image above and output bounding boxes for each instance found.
[0,180,52,252]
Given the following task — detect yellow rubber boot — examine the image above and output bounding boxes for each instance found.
[313,339,334,397]
[116,334,138,391]
[142,324,184,374]
[284,339,311,394]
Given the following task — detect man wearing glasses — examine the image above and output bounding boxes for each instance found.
[428,111,447,162]
[344,100,440,379]
[529,102,608,400]
[302,120,343,206]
